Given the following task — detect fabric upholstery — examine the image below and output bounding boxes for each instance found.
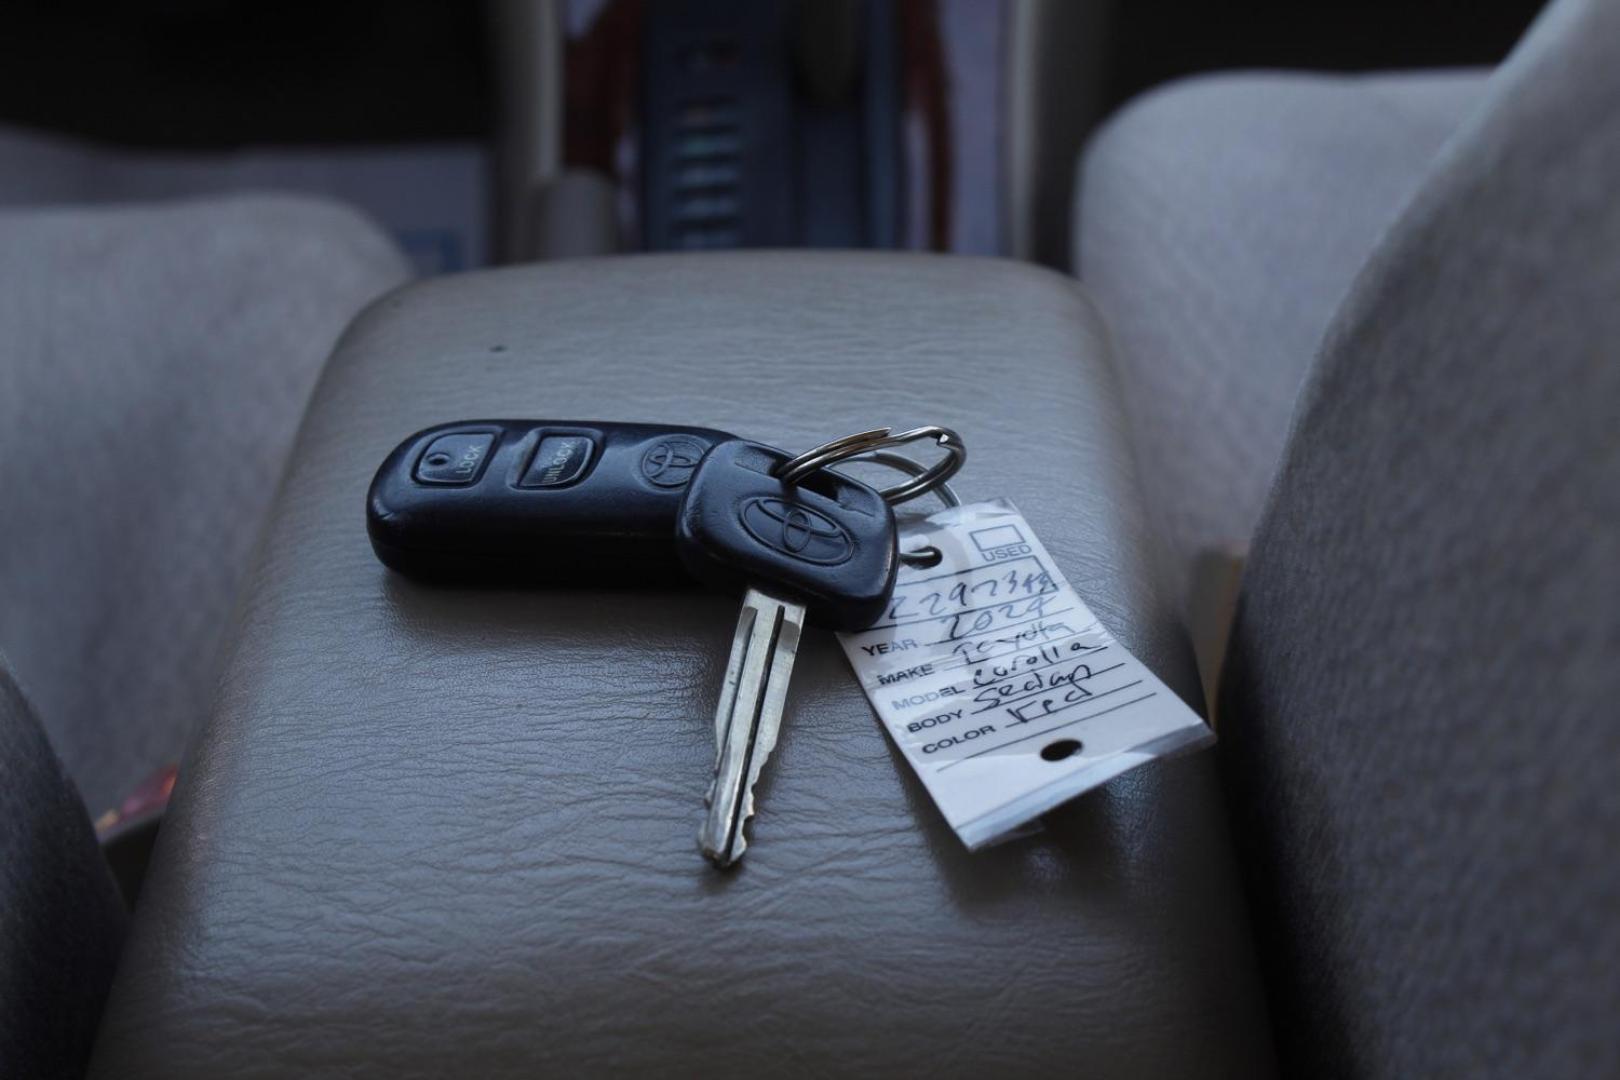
[0,196,409,816]
[88,253,1275,1077]
[1220,0,1620,1075]
[0,660,127,1080]
[1077,67,1487,610]
[0,125,489,273]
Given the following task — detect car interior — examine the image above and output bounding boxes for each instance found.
[2,1,1614,1076]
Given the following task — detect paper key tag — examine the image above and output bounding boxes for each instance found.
[838,499,1213,849]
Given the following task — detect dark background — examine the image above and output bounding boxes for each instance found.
[0,0,1543,147]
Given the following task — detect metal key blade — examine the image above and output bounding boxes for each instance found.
[700,587,806,868]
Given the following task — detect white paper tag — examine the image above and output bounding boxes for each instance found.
[838,499,1213,849]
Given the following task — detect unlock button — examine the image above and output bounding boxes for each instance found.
[414,432,496,485]
[519,435,595,488]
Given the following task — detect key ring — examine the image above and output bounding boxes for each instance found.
[776,425,966,506]
[842,451,961,508]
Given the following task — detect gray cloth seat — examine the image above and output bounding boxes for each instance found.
[1076,67,1488,609]
[0,664,127,1080]
[1220,0,1620,1072]
[0,195,409,817]
[1081,0,1620,1075]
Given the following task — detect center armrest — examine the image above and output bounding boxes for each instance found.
[91,253,1274,1077]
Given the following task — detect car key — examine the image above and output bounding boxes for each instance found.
[675,438,899,867]
[367,419,732,583]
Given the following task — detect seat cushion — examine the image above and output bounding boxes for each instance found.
[1221,0,1620,1073]
[0,662,127,1080]
[1076,68,1487,609]
[0,196,409,815]
[0,125,489,273]
[88,253,1275,1077]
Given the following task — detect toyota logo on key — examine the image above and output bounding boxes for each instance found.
[740,497,855,564]
[640,437,708,488]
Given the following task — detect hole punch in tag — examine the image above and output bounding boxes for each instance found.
[837,499,1213,849]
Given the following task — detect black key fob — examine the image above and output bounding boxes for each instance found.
[674,438,899,629]
[367,419,732,583]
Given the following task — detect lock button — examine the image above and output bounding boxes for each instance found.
[414,432,496,485]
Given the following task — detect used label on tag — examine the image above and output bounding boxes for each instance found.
[837,499,1213,849]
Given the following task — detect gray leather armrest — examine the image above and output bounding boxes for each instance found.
[90,253,1274,1077]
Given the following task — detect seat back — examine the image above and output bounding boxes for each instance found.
[0,660,127,1079]
[1220,0,1620,1074]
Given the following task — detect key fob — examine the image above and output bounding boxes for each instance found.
[675,439,899,629]
[368,419,732,583]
